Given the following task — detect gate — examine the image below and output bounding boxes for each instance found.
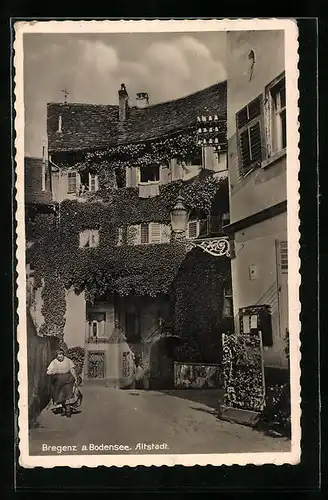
[174,362,222,389]
[87,351,105,379]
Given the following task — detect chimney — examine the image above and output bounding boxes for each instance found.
[118,83,129,121]
[136,92,149,109]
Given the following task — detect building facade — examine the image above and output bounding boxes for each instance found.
[27,80,232,389]
[226,30,288,369]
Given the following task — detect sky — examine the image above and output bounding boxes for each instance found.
[23,32,227,158]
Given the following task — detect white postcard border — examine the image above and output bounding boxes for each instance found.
[14,18,301,468]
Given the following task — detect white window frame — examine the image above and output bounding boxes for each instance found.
[88,316,106,338]
[264,73,286,160]
[79,229,99,249]
[67,170,78,194]
[89,173,99,192]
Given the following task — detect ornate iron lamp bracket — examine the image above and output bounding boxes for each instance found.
[186,236,230,258]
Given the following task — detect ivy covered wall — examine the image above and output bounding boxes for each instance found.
[27,139,230,347]
[173,248,232,363]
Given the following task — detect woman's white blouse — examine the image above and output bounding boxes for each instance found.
[46,357,75,375]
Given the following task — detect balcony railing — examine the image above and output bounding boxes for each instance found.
[138,182,160,198]
[86,337,110,344]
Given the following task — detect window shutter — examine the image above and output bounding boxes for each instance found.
[127,225,141,245]
[187,221,199,239]
[126,167,132,188]
[160,165,169,184]
[150,223,161,243]
[203,147,215,170]
[130,167,140,187]
[249,122,262,163]
[89,173,99,192]
[171,160,183,181]
[161,224,171,243]
[279,240,288,274]
[140,223,149,244]
[240,130,251,169]
[117,227,123,246]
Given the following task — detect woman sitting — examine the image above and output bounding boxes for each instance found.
[46,348,77,418]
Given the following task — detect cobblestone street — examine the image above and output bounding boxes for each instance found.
[29,385,290,456]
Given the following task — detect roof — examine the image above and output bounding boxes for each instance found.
[25,157,53,204]
[47,80,227,154]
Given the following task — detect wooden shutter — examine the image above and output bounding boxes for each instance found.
[203,146,215,170]
[116,227,123,246]
[187,221,199,239]
[140,223,149,244]
[171,159,183,181]
[130,167,140,187]
[160,165,169,184]
[237,95,263,174]
[89,173,99,192]
[127,225,141,245]
[126,167,132,188]
[279,240,288,274]
[149,223,161,243]
[249,122,262,163]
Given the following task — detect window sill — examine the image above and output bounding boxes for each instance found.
[261,149,286,169]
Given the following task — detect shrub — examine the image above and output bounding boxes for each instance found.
[256,381,291,438]
[66,346,86,378]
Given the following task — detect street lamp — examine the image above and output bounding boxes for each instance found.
[170,193,189,234]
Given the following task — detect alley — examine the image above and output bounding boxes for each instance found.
[29,386,290,456]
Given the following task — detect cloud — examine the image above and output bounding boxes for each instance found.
[24,33,226,156]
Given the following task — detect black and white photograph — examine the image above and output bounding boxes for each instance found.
[15,19,300,467]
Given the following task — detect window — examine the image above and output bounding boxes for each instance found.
[186,147,203,166]
[271,78,286,153]
[187,219,208,239]
[87,312,106,338]
[140,165,160,183]
[67,171,77,193]
[127,223,171,245]
[236,96,263,174]
[79,229,99,249]
[223,285,233,318]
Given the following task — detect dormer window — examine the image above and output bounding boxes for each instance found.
[140,165,160,183]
